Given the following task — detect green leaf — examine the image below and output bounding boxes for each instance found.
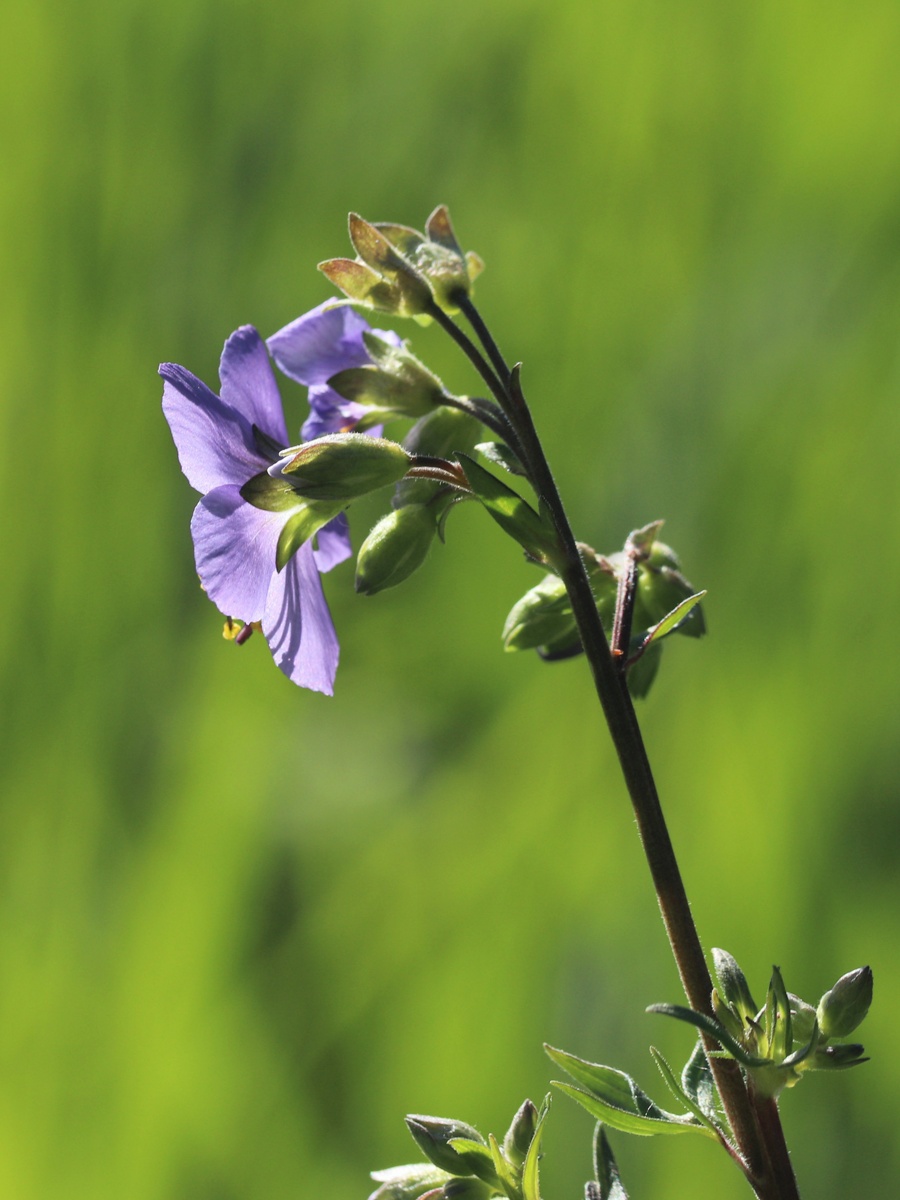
[545,1046,700,1137]
[593,1126,630,1200]
[646,1005,770,1068]
[475,440,526,476]
[458,455,559,564]
[639,591,707,649]
[649,1048,719,1136]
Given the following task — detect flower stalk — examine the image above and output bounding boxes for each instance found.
[436,297,800,1200]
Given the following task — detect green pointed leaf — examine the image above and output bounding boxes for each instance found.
[812,1043,869,1070]
[646,1005,770,1068]
[639,591,707,649]
[458,455,559,564]
[593,1126,629,1200]
[545,1046,700,1136]
[649,1048,719,1136]
[475,440,526,476]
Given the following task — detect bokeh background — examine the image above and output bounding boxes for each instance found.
[3,1,899,1196]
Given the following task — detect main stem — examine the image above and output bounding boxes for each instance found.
[438,298,799,1200]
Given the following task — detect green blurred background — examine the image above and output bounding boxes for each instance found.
[3,0,899,1196]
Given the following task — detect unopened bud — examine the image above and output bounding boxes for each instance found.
[356,505,438,595]
[503,574,576,653]
[271,433,410,501]
[328,335,445,420]
[406,1116,485,1176]
[443,1178,493,1199]
[817,967,873,1039]
[636,541,705,638]
[502,1099,539,1167]
[368,1164,451,1200]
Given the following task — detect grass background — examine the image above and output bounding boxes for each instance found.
[2,1,899,1196]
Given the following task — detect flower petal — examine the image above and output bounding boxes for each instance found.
[268,302,374,386]
[301,383,369,439]
[263,541,340,694]
[161,363,267,494]
[191,484,291,622]
[313,514,352,573]
[218,325,289,446]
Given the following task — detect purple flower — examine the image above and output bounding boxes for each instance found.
[161,325,351,694]
[268,301,402,440]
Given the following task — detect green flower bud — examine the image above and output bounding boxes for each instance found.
[788,994,818,1046]
[502,574,576,653]
[395,407,482,509]
[712,948,758,1022]
[368,1163,451,1200]
[375,206,483,315]
[443,1177,493,1200]
[635,541,705,638]
[274,433,410,501]
[328,334,446,423]
[406,1116,485,1176]
[817,967,873,1039]
[502,1099,539,1168]
[356,505,438,595]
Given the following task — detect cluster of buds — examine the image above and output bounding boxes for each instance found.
[368,1100,548,1200]
[320,206,484,319]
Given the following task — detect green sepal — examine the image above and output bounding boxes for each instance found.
[475,440,526,477]
[646,1005,770,1068]
[488,1133,520,1198]
[521,1095,550,1200]
[445,1139,501,1189]
[545,1046,701,1136]
[812,1043,869,1070]
[459,455,559,565]
[502,574,576,653]
[240,469,305,513]
[592,1126,630,1200]
[275,503,343,571]
[649,1047,719,1136]
[406,1116,485,1176]
[769,966,793,1062]
[368,1163,451,1200]
[712,949,758,1022]
[681,1039,719,1123]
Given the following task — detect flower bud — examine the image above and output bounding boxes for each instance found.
[406,1116,485,1176]
[635,541,705,638]
[502,1099,539,1167]
[502,574,576,653]
[356,505,438,595]
[328,335,445,421]
[368,1164,451,1200]
[271,433,410,501]
[443,1178,493,1199]
[394,407,482,509]
[817,967,873,1039]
